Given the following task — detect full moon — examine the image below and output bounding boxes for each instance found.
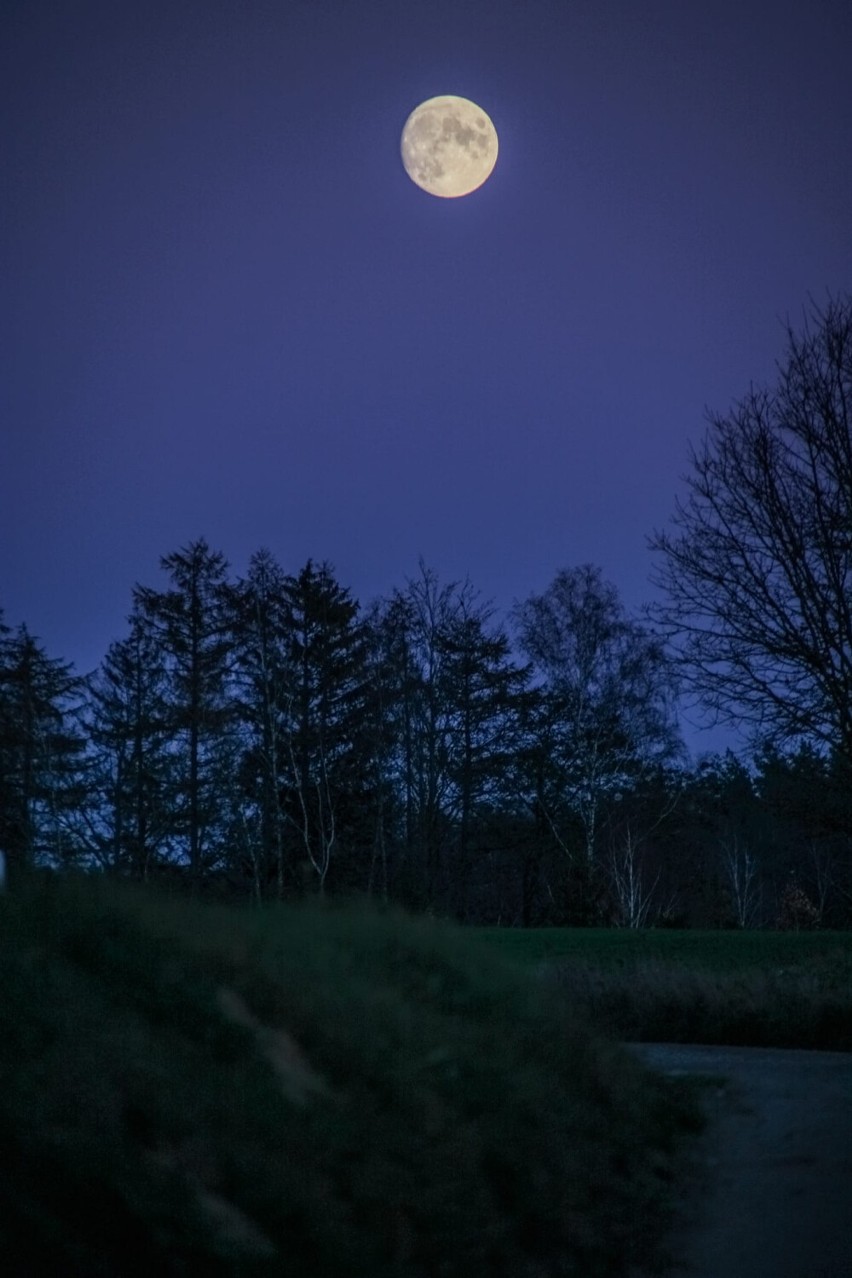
[400,96,498,198]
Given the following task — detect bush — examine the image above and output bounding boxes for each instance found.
[0,874,700,1276]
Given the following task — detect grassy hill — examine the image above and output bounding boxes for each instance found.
[0,874,701,1276]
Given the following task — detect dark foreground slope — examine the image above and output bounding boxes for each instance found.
[0,875,699,1277]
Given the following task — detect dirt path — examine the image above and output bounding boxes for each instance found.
[628,1043,852,1278]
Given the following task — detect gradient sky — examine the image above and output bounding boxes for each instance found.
[2,0,851,754]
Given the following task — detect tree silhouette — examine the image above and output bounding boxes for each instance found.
[650,295,852,765]
[513,565,680,876]
[135,539,235,889]
[0,623,85,878]
[277,560,370,894]
[372,563,527,914]
[87,606,174,879]
[228,548,293,899]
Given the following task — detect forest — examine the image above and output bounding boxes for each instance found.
[1,543,849,928]
[1,299,850,928]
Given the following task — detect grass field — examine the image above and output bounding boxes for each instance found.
[476,924,852,971]
[477,927,852,1050]
[0,874,702,1277]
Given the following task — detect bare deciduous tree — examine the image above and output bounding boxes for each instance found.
[650,296,852,765]
[513,565,681,868]
[721,833,761,928]
[607,824,660,928]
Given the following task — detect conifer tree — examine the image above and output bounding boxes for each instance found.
[276,560,370,894]
[87,606,174,878]
[0,622,86,879]
[135,539,235,889]
[228,548,293,899]
[433,593,529,918]
[374,564,528,915]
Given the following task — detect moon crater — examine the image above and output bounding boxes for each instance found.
[401,96,498,198]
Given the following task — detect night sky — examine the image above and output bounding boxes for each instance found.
[3,0,851,752]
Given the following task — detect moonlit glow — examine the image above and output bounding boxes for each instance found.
[400,95,498,198]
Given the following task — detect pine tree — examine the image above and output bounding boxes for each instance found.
[0,623,86,880]
[0,608,14,861]
[228,548,293,899]
[434,594,529,919]
[277,561,370,894]
[87,606,175,878]
[135,540,236,890]
[374,564,528,916]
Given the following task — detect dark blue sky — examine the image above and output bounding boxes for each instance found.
[3,0,851,753]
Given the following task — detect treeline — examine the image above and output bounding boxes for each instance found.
[1,543,850,927]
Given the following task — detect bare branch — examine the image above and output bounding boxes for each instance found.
[649,295,852,765]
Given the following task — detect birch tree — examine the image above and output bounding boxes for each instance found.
[513,565,681,873]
